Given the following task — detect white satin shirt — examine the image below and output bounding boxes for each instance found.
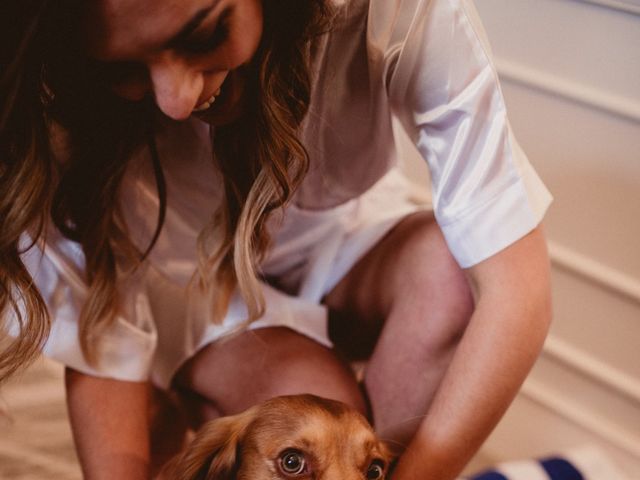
[15,0,551,386]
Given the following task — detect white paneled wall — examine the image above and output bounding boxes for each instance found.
[475,0,640,476]
[401,0,640,476]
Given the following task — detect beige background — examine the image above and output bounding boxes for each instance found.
[2,0,639,478]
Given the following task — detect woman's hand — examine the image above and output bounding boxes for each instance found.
[65,368,152,480]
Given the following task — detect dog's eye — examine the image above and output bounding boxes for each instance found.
[279,449,307,476]
[366,460,385,479]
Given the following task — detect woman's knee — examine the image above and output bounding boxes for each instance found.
[173,327,366,417]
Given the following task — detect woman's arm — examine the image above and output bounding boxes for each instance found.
[65,368,151,480]
[392,226,552,479]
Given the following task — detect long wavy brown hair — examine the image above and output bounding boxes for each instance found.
[0,0,333,382]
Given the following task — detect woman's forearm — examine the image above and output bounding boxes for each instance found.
[65,368,151,480]
[392,228,552,479]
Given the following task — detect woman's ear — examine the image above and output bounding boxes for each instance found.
[161,406,259,480]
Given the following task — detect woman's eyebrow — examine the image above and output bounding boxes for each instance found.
[165,0,221,48]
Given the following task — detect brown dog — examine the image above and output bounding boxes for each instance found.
[161,394,391,480]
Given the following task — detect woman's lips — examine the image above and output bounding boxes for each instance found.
[193,69,247,125]
[193,87,222,112]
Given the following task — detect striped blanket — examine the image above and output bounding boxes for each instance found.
[468,457,585,480]
[464,446,629,480]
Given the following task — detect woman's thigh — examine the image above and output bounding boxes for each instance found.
[325,211,473,354]
[172,327,366,423]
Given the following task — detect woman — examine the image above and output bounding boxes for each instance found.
[0,0,552,478]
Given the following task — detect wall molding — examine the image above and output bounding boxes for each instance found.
[539,243,640,460]
[521,377,640,459]
[494,58,640,123]
[548,240,640,306]
[542,335,640,407]
[573,0,640,16]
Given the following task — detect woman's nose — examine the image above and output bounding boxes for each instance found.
[148,53,203,120]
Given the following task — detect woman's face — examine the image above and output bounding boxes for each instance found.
[84,0,263,125]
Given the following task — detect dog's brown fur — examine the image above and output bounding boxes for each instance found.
[161,394,391,480]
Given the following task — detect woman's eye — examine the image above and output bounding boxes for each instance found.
[181,9,232,54]
[366,460,385,479]
[279,450,307,476]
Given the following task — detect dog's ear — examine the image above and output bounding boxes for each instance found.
[161,406,258,480]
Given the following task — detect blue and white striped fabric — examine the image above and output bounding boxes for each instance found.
[467,457,584,480]
[462,446,629,480]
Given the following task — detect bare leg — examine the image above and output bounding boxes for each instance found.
[324,211,474,452]
[172,327,367,419]
[149,328,366,474]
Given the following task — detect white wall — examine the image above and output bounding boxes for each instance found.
[400,0,640,476]
[471,0,640,475]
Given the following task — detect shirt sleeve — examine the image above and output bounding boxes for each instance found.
[378,0,552,267]
[15,228,157,382]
